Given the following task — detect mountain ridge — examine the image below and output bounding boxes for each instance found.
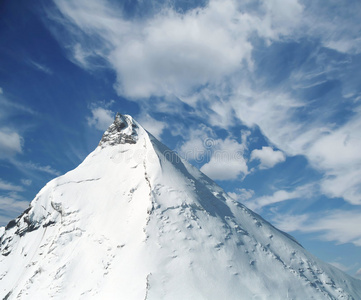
[1,113,360,299]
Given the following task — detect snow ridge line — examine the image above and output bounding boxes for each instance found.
[144,273,151,300]
[143,138,155,240]
[54,178,101,188]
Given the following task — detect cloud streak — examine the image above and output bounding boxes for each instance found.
[273,210,361,247]
[244,183,316,211]
[0,180,24,192]
[27,60,53,74]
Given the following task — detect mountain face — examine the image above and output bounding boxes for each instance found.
[1,114,360,300]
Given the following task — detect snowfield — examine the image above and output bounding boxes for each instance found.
[1,114,360,299]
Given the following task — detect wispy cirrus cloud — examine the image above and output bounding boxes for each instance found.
[0,88,37,116]
[272,209,361,247]
[0,180,24,192]
[0,88,60,187]
[243,183,316,212]
[27,60,53,74]
[10,160,61,177]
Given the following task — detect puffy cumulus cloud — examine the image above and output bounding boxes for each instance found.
[49,0,312,100]
[51,0,254,99]
[0,130,23,159]
[250,146,286,169]
[273,210,361,247]
[51,0,361,100]
[177,124,216,162]
[176,126,249,180]
[200,136,249,181]
[87,105,115,131]
[110,3,253,98]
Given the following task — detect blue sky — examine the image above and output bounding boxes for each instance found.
[1,0,361,278]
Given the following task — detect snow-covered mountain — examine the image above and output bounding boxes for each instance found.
[1,114,360,299]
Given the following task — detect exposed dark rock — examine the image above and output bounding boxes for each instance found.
[4,220,16,231]
[99,113,139,147]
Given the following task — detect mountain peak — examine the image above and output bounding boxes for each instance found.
[99,113,139,147]
[1,114,361,299]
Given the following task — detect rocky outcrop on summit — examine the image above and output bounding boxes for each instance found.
[99,113,139,146]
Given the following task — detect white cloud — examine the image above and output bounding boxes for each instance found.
[200,137,248,181]
[87,106,114,131]
[228,188,255,203]
[51,0,308,99]
[356,268,361,279]
[251,146,286,169]
[0,180,23,192]
[136,113,167,140]
[273,210,361,247]
[48,0,361,205]
[226,80,361,205]
[244,183,315,211]
[304,113,361,205]
[178,125,215,162]
[0,130,23,159]
[177,125,250,181]
[110,1,253,98]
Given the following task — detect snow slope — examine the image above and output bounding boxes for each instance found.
[1,113,360,299]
